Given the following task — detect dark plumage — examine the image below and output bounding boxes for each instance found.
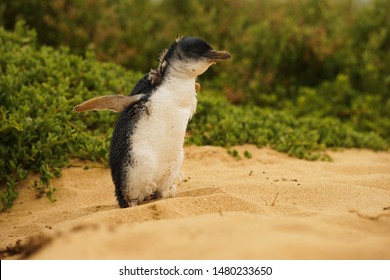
[109,76,152,208]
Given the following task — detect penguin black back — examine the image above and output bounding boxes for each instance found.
[109,76,153,208]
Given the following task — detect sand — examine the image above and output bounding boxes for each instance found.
[1,145,389,259]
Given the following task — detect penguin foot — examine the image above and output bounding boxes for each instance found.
[126,193,145,207]
[161,184,177,198]
[170,184,178,197]
[123,183,177,206]
[150,191,163,200]
[148,185,177,201]
[177,171,186,184]
[128,199,139,207]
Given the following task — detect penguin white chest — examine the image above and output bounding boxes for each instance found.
[126,80,197,201]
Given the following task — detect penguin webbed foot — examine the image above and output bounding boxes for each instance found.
[127,199,140,207]
[122,184,177,208]
[124,192,162,207]
[150,191,163,200]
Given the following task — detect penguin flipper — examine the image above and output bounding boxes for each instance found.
[73,94,144,113]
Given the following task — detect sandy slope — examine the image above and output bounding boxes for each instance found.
[1,145,389,259]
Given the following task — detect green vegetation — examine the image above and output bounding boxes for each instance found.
[1,0,389,210]
[188,93,387,160]
[1,0,388,140]
[0,22,141,210]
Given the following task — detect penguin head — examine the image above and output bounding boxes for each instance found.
[149,36,231,83]
[74,37,230,114]
[172,36,231,76]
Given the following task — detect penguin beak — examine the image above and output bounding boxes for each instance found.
[204,50,231,63]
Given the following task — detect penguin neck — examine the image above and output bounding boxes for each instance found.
[164,68,197,95]
[166,65,196,82]
[154,68,197,112]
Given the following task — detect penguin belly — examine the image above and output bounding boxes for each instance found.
[123,84,196,205]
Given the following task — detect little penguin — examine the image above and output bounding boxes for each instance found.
[74,36,231,207]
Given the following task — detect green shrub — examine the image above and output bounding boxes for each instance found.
[292,74,390,142]
[1,0,389,92]
[0,22,142,210]
[1,0,389,141]
[187,93,388,160]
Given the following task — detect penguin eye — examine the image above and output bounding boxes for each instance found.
[180,37,212,58]
[179,49,201,60]
[188,50,200,57]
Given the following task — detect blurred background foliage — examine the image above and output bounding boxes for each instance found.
[0,0,389,209]
[1,0,389,139]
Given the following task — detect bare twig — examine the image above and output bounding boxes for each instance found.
[271,192,279,206]
[349,209,390,221]
[259,196,268,206]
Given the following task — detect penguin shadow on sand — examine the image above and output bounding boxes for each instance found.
[74,36,231,209]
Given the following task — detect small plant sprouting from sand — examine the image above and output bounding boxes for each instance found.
[226,149,253,160]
